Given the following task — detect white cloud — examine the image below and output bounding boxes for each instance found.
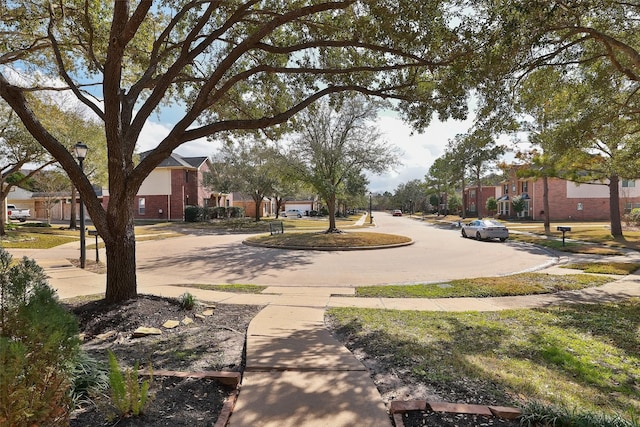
[368,112,474,193]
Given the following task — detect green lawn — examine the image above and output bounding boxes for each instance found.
[355,273,614,298]
[327,299,640,424]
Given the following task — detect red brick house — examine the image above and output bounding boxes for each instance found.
[134,151,230,221]
[232,193,276,218]
[462,186,497,217]
[464,165,640,221]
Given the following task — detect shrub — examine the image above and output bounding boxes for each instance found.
[184,205,201,222]
[625,208,640,226]
[70,351,109,407]
[178,292,197,310]
[0,249,80,426]
[210,206,227,219]
[485,197,498,215]
[519,400,639,427]
[228,206,244,218]
[107,351,151,418]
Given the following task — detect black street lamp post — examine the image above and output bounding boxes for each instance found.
[74,142,88,269]
[369,192,373,224]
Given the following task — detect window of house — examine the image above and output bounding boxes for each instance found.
[521,181,528,193]
[503,184,508,194]
[138,198,145,215]
[185,170,189,182]
[625,202,633,213]
[622,179,636,187]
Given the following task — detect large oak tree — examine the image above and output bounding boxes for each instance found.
[0,1,483,303]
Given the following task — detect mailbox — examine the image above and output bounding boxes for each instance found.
[88,230,98,236]
[557,226,571,247]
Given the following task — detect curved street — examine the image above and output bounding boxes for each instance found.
[132,212,555,289]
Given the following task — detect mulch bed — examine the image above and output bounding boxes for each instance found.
[65,295,263,427]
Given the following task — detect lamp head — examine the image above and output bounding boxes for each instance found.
[74,142,88,161]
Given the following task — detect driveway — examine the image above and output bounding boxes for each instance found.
[133,213,555,288]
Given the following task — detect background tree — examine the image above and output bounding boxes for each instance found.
[392,179,426,215]
[511,195,526,219]
[485,196,497,217]
[341,172,369,216]
[204,140,279,222]
[287,96,400,232]
[426,156,456,216]
[0,101,55,235]
[31,170,69,224]
[0,1,484,303]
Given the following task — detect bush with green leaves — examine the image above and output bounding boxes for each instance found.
[0,249,80,426]
[107,351,151,418]
[625,208,640,226]
[70,350,110,407]
[228,206,244,218]
[520,400,639,427]
[485,196,498,215]
[184,205,201,222]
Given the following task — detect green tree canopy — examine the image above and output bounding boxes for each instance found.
[286,95,400,232]
[0,1,485,302]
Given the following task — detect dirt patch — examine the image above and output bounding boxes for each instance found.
[66,295,263,427]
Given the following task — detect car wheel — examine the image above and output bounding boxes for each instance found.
[500,237,507,242]
[475,231,482,240]
[461,229,467,238]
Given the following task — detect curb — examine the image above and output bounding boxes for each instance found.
[242,239,415,251]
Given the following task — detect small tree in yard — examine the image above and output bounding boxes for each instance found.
[511,195,526,219]
[485,197,497,217]
[205,140,280,222]
[286,96,401,232]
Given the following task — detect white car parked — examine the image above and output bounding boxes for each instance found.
[281,209,303,218]
[461,219,509,241]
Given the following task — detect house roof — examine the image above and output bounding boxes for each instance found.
[139,150,208,169]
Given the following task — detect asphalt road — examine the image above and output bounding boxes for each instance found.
[133,212,555,288]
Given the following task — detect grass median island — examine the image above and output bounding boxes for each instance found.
[246,231,412,248]
[326,298,640,425]
[355,272,615,298]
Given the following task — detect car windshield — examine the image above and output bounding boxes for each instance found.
[482,220,504,227]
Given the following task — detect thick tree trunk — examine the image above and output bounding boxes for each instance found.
[543,176,550,235]
[327,194,338,232]
[476,171,482,218]
[252,192,263,222]
[104,219,138,303]
[70,186,78,229]
[460,176,466,218]
[609,174,623,237]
